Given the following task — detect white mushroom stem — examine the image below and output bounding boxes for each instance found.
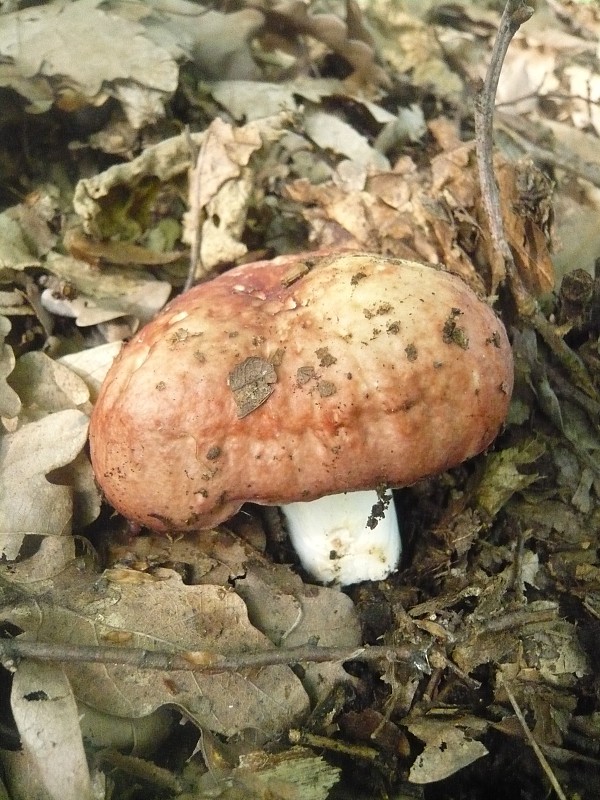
[280,489,401,586]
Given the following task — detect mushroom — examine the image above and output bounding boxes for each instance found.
[89,252,513,584]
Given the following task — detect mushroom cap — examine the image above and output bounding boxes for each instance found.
[89,252,514,532]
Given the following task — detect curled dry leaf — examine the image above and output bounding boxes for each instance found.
[43,253,171,330]
[287,130,554,296]
[0,211,42,271]
[58,342,123,401]
[408,718,489,784]
[225,747,340,800]
[8,351,90,423]
[184,116,266,276]
[73,114,290,267]
[303,106,389,169]
[64,227,183,269]
[365,4,463,100]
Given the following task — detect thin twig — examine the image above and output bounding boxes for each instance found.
[481,606,557,633]
[498,673,568,800]
[183,126,204,292]
[474,0,535,312]
[474,2,598,403]
[289,729,379,762]
[97,750,183,795]
[0,638,423,674]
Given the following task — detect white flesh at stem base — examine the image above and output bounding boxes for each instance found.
[280,489,401,586]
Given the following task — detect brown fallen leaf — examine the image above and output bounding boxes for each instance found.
[184,114,290,278]
[3,567,310,739]
[64,227,184,268]
[110,528,363,705]
[255,0,391,89]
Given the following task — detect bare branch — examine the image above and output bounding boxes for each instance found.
[0,638,425,674]
[499,673,568,800]
[474,0,535,311]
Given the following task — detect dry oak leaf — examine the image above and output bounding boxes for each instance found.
[408,717,489,784]
[0,0,178,126]
[6,570,309,738]
[184,116,267,275]
[0,409,89,559]
[0,316,21,422]
[112,529,362,705]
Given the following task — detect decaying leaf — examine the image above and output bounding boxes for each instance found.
[8,351,90,423]
[475,438,546,518]
[227,747,340,800]
[58,342,123,401]
[64,227,183,268]
[366,4,463,100]
[42,252,171,330]
[303,106,389,169]
[74,113,290,277]
[407,717,489,784]
[184,116,265,276]
[0,211,42,272]
[72,129,206,237]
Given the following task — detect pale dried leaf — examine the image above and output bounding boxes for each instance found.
[497,40,560,113]
[78,703,175,754]
[0,0,178,127]
[0,409,89,557]
[210,80,298,121]
[8,352,90,423]
[0,212,40,271]
[303,107,389,169]
[8,570,309,738]
[374,10,462,99]
[199,173,253,271]
[522,621,590,687]
[112,530,362,704]
[4,532,82,586]
[184,115,289,275]
[43,253,171,327]
[0,316,21,422]
[7,661,94,800]
[73,130,205,235]
[58,342,123,401]
[231,747,340,800]
[408,718,489,784]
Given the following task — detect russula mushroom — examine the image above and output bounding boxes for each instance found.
[89,252,513,585]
